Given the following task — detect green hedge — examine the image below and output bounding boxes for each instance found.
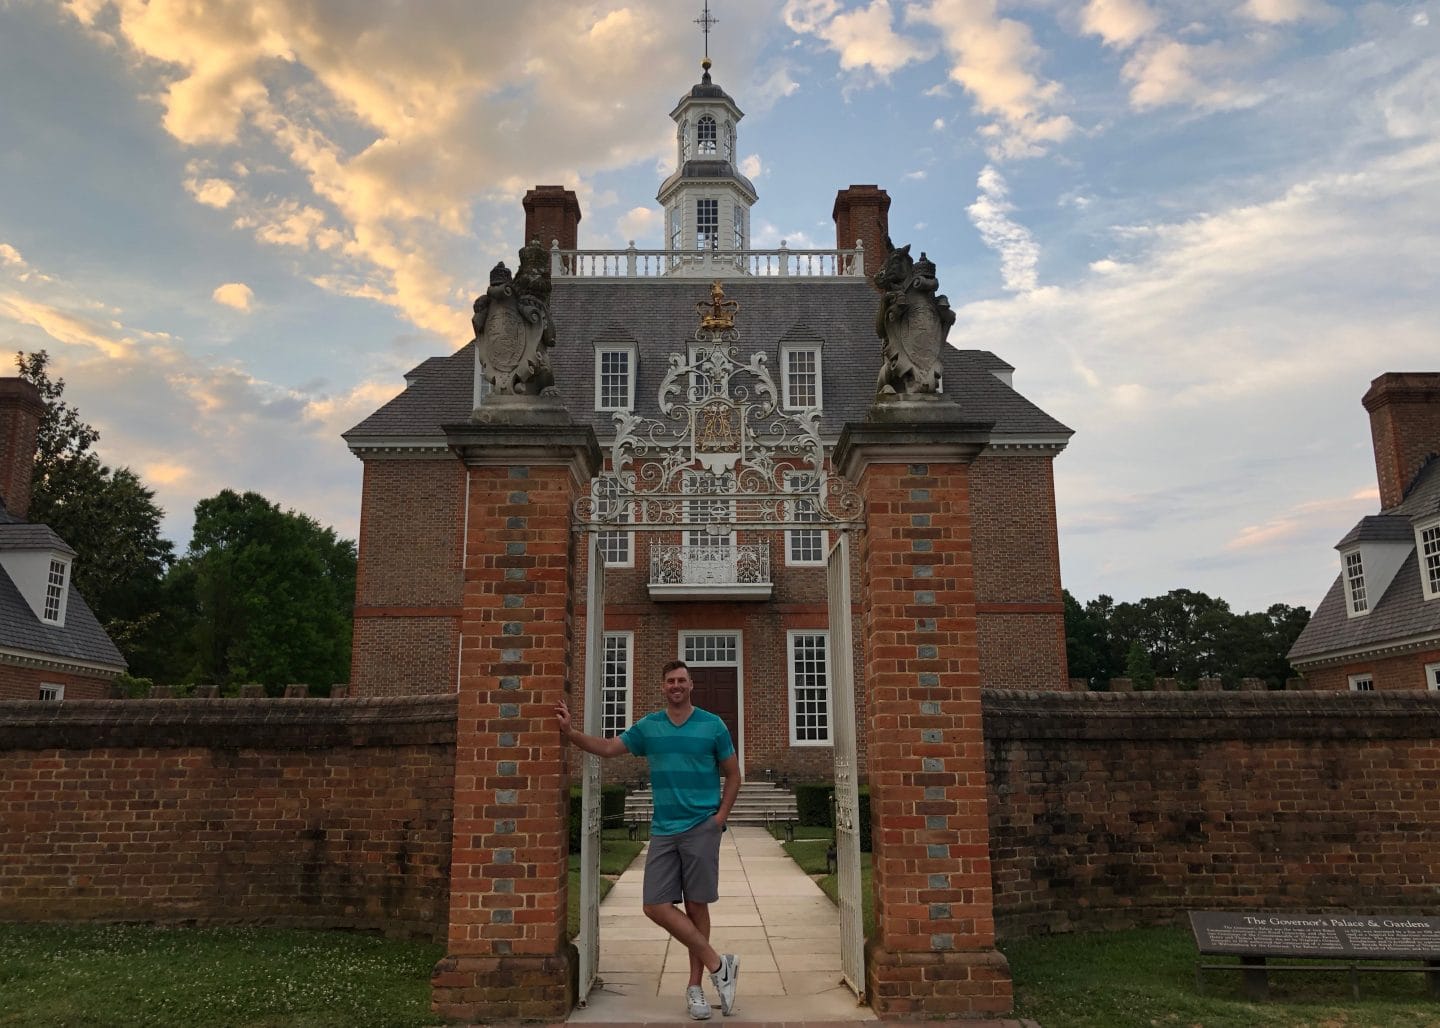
[567,785,628,851]
[793,783,871,852]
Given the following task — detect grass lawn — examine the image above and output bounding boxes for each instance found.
[1002,924,1440,1027]
[0,922,444,1027]
[566,828,645,939]
[770,833,1440,1026]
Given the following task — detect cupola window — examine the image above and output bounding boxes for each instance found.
[680,119,691,161]
[722,121,734,160]
[696,199,719,250]
[697,115,717,155]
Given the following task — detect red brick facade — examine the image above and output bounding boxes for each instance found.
[0,696,454,937]
[0,664,115,700]
[351,457,464,696]
[1297,647,1440,692]
[1364,372,1440,510]
[0,377,43,520]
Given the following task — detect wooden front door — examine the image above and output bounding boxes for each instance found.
[690,666,740,754]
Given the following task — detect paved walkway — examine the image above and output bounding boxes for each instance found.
[566,826,1036,1026]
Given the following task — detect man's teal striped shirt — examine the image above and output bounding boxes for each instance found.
[621,708,735,836]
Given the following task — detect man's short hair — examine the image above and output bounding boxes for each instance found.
[660,658,690,679]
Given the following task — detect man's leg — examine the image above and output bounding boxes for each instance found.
[685,900,711,987]
[642,901,722,974]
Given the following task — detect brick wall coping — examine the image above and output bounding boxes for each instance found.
[0,694,457,751]
[982,688,1440,741]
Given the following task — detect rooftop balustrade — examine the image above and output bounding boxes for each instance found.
[550,241,864,280]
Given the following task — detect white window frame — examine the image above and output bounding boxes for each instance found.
[39,683,65,701]
[42,557,70,626]
[1348,673,1374,692]
[1417,519,1440,601]
[1425,662,1440,691]
[600,631,633,738]
[1343,549,1368,617]
[788,629,832,746]
[781,344,822,411]
[696,197,719,250]
[697,114,717,155]
[593,478,632,569]
[594,345,637,412]
[785,470,827,567]
[679,118,691,162]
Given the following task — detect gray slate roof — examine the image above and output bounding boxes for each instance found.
[0,523,76,555]
[1289,459,1440,664]
[346,279,1071,444]
[0,498,126,671]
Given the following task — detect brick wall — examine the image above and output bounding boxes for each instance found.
[970,455,1069,689]
[1299,647,1440,692]
[985,690,1440,939]
[0,664,114,700]
[351,457,465,696]
[0,695,455,939]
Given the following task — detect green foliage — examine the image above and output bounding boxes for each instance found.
[1064,588,1311,689]
[790,783,871,851]
[567,784,628,850]
[166,489,357,691]
[16,351,174,664]
[1124,640,1156,690]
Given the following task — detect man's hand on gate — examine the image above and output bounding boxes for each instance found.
[554,700,572,737]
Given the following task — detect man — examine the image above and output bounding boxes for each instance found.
[555,658,742,1019]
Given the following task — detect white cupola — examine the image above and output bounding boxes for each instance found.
[657,57,757,270]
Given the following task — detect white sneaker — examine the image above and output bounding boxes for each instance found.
[686,984,712,1020]
[709,953,739,1016]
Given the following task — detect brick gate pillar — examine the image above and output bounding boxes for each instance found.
[431,424,601,1023]
[835,416,1012,1020]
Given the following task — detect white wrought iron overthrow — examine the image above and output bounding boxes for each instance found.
[574,311,864,534]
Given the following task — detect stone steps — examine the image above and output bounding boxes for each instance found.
[622,781,798,826]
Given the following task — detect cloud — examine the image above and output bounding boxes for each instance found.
[212,282,254,310]
[0,244,26,268]
[965,165,1039,292]
[185,176,238,208]
[1080,0,1159,49]
[739,154,763,178]
[0,293,132,358]
[1241,0,1334,25]
[616,206,661,245]
[821,0,928,76]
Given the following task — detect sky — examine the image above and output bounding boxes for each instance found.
[0,0,1436,615]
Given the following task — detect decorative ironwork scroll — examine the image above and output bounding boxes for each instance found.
[574,310,863,532]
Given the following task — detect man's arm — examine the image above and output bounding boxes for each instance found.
[554,700,629,758]
[715,753,741,825]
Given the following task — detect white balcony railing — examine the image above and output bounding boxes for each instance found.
[648,543,772,600]
[551,242,864,280]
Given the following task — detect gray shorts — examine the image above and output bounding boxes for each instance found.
[642,817,723,905]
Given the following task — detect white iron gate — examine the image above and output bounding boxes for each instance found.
[827,532,865,999]
[577,534,605,1005]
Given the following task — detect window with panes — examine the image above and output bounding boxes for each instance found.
[784,347,820,409]
[601,633,632,738]
[789,631,831,744]
[1420,523,1440,598]
[43,559,66,623]
[696,198,719,250]
[683,633,738,666]
[732,204,744,250]
[684,472,733,550]
[697,115,717,155]
[1344,551,1367,614]
[597,349,632,411]
[594,477,631,567]
[680,119,691,161]
[1348,673,1374,692]
[786,471,825,565]
[39,683,64,701]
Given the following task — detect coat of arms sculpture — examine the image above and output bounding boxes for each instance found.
[874,243,955,397]
[471,237,560,420]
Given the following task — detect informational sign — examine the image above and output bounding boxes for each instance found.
[1190,912,1440,960]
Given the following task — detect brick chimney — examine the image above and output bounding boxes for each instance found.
[522,186,583,251]
[1362,372,1440,509]
[832,184,891,289]
[0,377,44,520]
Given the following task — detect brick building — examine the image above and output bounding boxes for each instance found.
[0,377,126,699]
[343,61,1073,785]
[1288,372,1440,691]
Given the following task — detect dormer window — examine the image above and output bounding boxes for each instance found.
[1343,549,1368,616]
[697,115,717,155]
[43,557,70,624]
[782,345,822,410]
[595,347,636,411]
[1418,520,1440,600]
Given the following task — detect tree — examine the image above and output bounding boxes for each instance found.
[1124,640,1157,690]
[15,351,174,659]
[171,490,356,691]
